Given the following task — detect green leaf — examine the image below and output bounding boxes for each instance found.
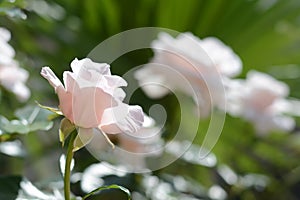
[15,105,47,122]
[0,105,54,135]
[0,115,29,134]
[82,184,131,200]
[59,118,75,146]
[0,0,26,19]
[14,105,54,132]
[1,118,29,134]
[36,101,63,116]
[0,175,22,200]
[0,7,26,19]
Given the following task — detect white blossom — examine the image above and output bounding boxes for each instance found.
[87,114,163,170]
[135,32,242,117]
[0,27,30,101]
[226,70,296,134]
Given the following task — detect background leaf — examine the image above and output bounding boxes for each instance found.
[82,184,131,200]
[0,175,22,200]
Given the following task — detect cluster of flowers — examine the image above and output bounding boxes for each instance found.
[0,27,30,101]
[135,32,299,135]
[40,32,300,170]
[2,27,298,156]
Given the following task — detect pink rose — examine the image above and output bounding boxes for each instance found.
[135,32,242,117]
[41,58,144,150]
[227,71,295,134]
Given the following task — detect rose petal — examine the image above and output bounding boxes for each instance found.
[41,67,64,92]
[201,37,242,77]
[71,58,111,76]
[41,67,73,122]
[0,27,11,41]
[104,75,128,88]
[247,71,289,97]
[134,67,170,99]
[0,40,15,64]
[272,99,300,117]
[58,92,74,124]
[63,71,76,92]
[11,82,31,102]
[113,88,126,101]
[71,85,117,128]
[0,63,28,85]
[100,103,144,134]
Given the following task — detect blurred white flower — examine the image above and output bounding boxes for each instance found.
[135,32,242,117]
[208,185,227,200]
[87,114,163,170]
[80,162,127,193]
[17,179,64,200]
[227,70,296,134]
[0,27,15,65]
[0,27,30,101]
[118,114,162,153]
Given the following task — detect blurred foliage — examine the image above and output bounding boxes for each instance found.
[0,175,22,200]
[0,0,300,199]
[0,0,26,19]
[0,105,53,141]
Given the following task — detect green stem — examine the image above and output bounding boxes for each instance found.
[64,132,76,200]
